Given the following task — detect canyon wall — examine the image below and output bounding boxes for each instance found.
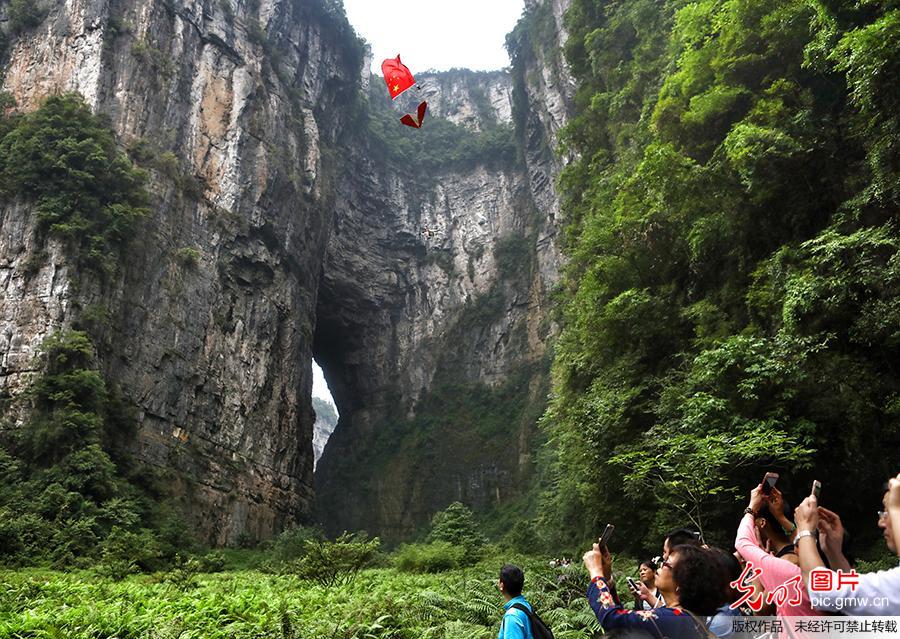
[0,0,572,544]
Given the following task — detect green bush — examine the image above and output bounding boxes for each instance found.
[269,525,323,563]
[291,532,380,587]
[0,93,148,274]
[428,502,486,558]
[173,247,201,267]
[164,554,202,591]
[198,550,227,573]
[95,527,160,580]
[394,542,467,573]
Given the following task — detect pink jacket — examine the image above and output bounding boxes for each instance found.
[734,513,821,617]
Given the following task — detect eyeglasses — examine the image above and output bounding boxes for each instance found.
[878,511,888,521]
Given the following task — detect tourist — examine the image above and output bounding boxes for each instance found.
[584,541,727,639]
[795,473,900,615]
[497,564,534,639]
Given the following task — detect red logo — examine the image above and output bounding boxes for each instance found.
[809,568,860,592]
[767,575,803,607]
[731,563,765,612]
[810,569,833,592]
[729,563,803,610]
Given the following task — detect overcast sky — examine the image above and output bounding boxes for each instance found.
[312,361,333,404]
[343,0,526,73]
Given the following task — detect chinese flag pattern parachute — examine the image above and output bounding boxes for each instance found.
[382,55,415,99]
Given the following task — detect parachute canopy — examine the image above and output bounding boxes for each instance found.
[381,55,416,100]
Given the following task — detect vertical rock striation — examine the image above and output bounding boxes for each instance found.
[1,0,363,545]
[0,0,573,544]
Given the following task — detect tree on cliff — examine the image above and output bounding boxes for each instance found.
[539,0,900,553]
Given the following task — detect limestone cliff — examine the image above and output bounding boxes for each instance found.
[0,0,573,544]
[311,396,337,469]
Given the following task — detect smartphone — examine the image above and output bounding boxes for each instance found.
[762,472,779,495]
[626,576,640,594]
[811,480,822,500]
[599,524,615,547]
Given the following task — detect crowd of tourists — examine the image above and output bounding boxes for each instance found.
[497,472,900,638]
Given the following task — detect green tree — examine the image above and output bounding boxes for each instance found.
[428,502,485,559]
[0,93,148,274]
[291,532,381,587]
[0,332,156,567]
[536,0,900,554]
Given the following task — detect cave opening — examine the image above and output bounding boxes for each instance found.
[310,359,338,470]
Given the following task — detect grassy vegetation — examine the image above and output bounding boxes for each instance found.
[0,551,606,639]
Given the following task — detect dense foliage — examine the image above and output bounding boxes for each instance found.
[363,80,519,174]
[393,502,487,572]
[0,331,186,570]
[0,93,148,274]
[0,553,603,639]
[290,532,381,587]
[541,0,900,554]
[428,501,486,555]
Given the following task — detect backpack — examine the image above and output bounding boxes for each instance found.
[511,603,554,639]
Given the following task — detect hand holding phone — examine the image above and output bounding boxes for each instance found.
[626,576,640,594]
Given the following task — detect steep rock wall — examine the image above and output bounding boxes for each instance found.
[0,0,573,544]
[0,0,362,545]
[314,5,575,539]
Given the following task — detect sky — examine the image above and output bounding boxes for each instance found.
[312,360,336,408]
[342,0,526,73]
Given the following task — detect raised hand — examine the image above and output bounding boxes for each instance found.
[768,487,785,517]
[583,543,606,580]
[749,484,765,514]
[795,495,819,532]
[816,507,844,558]
[888,473,900,513]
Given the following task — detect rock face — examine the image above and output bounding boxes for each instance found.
[311,396,337,469]
[0,0,573,544]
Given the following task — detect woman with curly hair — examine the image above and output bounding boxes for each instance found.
[584,542,728,639]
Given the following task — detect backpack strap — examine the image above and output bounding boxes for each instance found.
[511,603,553,638]
[510,603,532,620]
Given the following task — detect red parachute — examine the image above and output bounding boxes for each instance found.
[382,55,428,129]
[401,101,428,129]
[382,55,416,100]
